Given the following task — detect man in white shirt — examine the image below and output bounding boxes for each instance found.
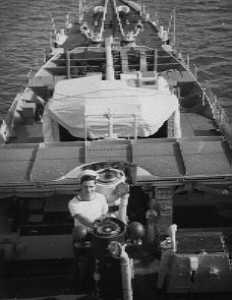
[68,172,108,293]
[69,172,108,230]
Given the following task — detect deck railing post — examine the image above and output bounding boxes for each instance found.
[173,8,176,47]
[134,114,138,141]
[194,64,198,79]
[186,54,190,69]
[202,88,206,106]
[107,110,114,138]
[174,104,182,138]
[154,49,158,73]
[84,115,88,162]
[66,51,71,79]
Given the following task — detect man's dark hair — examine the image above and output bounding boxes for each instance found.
[80,174,97,184]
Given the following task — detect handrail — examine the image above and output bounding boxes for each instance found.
[66,51,71,78]
[83,112,140,141]
[48,61,183,69]
[1,93,22,141]
[52,53,176,61]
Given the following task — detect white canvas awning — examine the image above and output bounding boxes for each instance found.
[43,75,178,141]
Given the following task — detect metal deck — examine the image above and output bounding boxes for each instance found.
[0,137,231,185]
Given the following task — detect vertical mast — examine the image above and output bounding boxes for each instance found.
[173,7,176,47]
[105,36,115,81]
[99,0,109,39]
[78,0,84,23]
[140,0,145,14]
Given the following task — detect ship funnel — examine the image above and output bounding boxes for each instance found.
[105,36,115,81]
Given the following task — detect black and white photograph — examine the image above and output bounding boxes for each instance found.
[0,0,232,299]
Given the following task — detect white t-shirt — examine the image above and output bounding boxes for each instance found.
[68,192,108,227]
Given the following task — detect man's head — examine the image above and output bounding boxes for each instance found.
[80,174,97,201]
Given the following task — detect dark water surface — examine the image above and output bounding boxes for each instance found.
[0,0,231,119]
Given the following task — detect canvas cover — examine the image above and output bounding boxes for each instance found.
[43,75,178,141]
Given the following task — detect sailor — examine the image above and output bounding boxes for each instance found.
[68,170,108,293]
[68,170,108,231]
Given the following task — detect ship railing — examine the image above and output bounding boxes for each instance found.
[51,61,184,74]
[179,50,232,144]
[27,70,37,86]
[83,113,140,140]
[157,41,232,145]
[52,45,188,77]
[47,62,184,81]
[201,85,232,143]
[54,48,181,61]
[50,44,199,82]
[112,37,121,50]
[178,47,232,142]
[0,92,22,142]
[49,61,183,67]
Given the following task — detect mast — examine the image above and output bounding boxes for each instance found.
[173,7,176,47]
[99,0,109,40]
[105,36,115,81]
[78,0,84,23]
[112,0,125,37]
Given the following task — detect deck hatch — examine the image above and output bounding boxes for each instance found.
[180,139,232,176]
[132,139,183,178]
[176,232,225,254]
[30,143,84,181]
[0,146,36,183]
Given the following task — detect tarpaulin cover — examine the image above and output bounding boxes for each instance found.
[44,75,178,139]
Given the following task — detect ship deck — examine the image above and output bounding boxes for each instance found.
[0,135,232,187]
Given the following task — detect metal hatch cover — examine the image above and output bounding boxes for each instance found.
[0,144,36,183]
[179,138,232,177]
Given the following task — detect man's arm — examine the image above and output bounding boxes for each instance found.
[68,198,94,228]
[73,214,94,229]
